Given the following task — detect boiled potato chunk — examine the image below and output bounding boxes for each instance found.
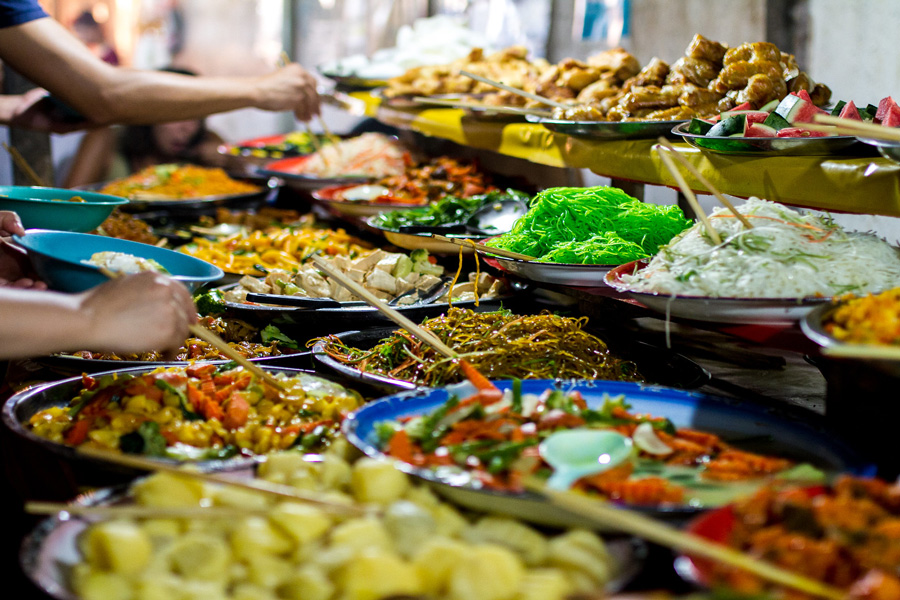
[231,583,278,600]
[244,553,293,589]
[74,570,133,600]
[337,551,423,600]
[448,544,525,600]
[164,532,230,581]
[515,568,575,600]
[132,473,204,508]
[230,517,294,560]
[547,529,610,586]
[350,457,408,504]
[278,566,335,600]
[412,537,468,595]
[329,517,393,554]
[464,516,549,566]
[80,520,153,574]
[268,502,332,546]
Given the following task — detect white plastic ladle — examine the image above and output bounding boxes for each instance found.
[539,429,633,491]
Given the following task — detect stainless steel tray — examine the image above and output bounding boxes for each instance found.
[673,121,860,156]
[527,114,686,140]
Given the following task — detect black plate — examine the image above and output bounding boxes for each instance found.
[32,351,314,377]
[312,326,711,393]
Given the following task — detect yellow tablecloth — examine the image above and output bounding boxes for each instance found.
[353,92,900,217]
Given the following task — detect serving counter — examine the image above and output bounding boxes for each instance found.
[349,91,900,217]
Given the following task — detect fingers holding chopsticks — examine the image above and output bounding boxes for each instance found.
[77,272,198,360]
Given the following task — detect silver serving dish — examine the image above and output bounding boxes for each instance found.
[489,254,615,287]
[317,67,389,89]
[673,121,859,156]
[81,179,276,214]
[526,114,686,140]
[19,481,645,599]
[605,260,828,325]
[857,137,900,164]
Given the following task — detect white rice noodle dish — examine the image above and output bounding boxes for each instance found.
[83,251,167,275]
[299,133,408,179]
[621,197,900,299]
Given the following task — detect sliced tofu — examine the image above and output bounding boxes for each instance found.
[403,272,420,285]
[415,274,442,291]
[474,272,495,294]
[346,268,367,284]
[374,253,403,273]
[330,281,355,302]
[370,289,394,301]
[487,279,506,297]
[352,249,386,273]
[298,270,331,298]
[332,254,351,271]
[365,268,397,295]
[395,277,415,295]
[238,275,270,294]
[222,288,248,303]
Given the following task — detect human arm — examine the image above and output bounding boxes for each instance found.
[0,272,196,360]
[0,18,320,126]
[62,127,117,188]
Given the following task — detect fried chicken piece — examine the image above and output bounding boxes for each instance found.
[556,58,605,92]
[737,72,787,108]
[576,76,621,104]
[620,85,680,112]
[686,33,728,65]
[667,56,720,87]
[623,57,669,90]
[551,104,605,121]
[587,47,640,81]
[724,41,782,65]
[627,105,695,121]
[677,84,723,108]
[714,59,782,91]
[810,82,832,107]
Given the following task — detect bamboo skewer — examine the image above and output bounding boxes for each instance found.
[3,142,49,187]
[655,137,754,230]
[278,50,330,167]
[411,96,551,117]
[428,234,536,261]
[96,266,286,392]
[810,113,900,142]
[26,502,273,520]
[526,479,845,600]
[655,145,723,245]
[822,344,900,360]
[458,69,571,110]
[310,255,456,358]
[78,447,367,516]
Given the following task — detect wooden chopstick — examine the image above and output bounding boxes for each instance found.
[310,255,457,358]
[96,266,285,392]
[655,145,723,245]
[78,447,367,515]
[526,479,845,600]
[3,142,49,187]
[318,115,341,147]
[26,501,272,519]
[656,138,754,230]
[429,234,536,261]
[411,96,551,117]
[810,113,900,142]
[458,69,571,110]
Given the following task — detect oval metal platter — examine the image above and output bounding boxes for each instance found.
[526,114,686,140]
[672,121,859,156]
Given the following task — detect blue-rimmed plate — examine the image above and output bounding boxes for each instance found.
[13,229,224,292]
[0,186,127,232]
[344,379,871,528]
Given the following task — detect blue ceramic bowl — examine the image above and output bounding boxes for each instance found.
[14,229,224,292]
[0,186,127,232]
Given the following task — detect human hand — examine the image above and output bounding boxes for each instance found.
[0,211,25,237]
[254,63,321,122]
[7,88,91,133]
[0,238,46,289]
[77,272,197,360]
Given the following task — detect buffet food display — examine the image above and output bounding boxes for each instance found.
[9,27,900,600]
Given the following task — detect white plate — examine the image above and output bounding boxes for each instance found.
[605,260,829,325]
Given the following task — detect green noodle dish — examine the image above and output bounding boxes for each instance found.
[485,186,692,264]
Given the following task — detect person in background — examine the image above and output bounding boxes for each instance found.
[0,0,320,132]
[70,9,118,65]
[0,210,195,359]
[64,67,229,188]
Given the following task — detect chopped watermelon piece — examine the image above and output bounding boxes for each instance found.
[744,111,771,126]
[728,102,753,113]
[884,104,900,128]
[776,127,826,138]
[796,89,814,104]
[838,101,862,121]
[876,97,898,123]
[775,94,820,124]
[745,123,777,138]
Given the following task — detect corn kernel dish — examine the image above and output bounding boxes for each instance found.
[26,365,362,461]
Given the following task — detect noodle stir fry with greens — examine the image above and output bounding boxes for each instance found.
[315,308,642,386]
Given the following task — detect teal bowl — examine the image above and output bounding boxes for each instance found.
[13,229,224,292]
[0,186,127,232]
